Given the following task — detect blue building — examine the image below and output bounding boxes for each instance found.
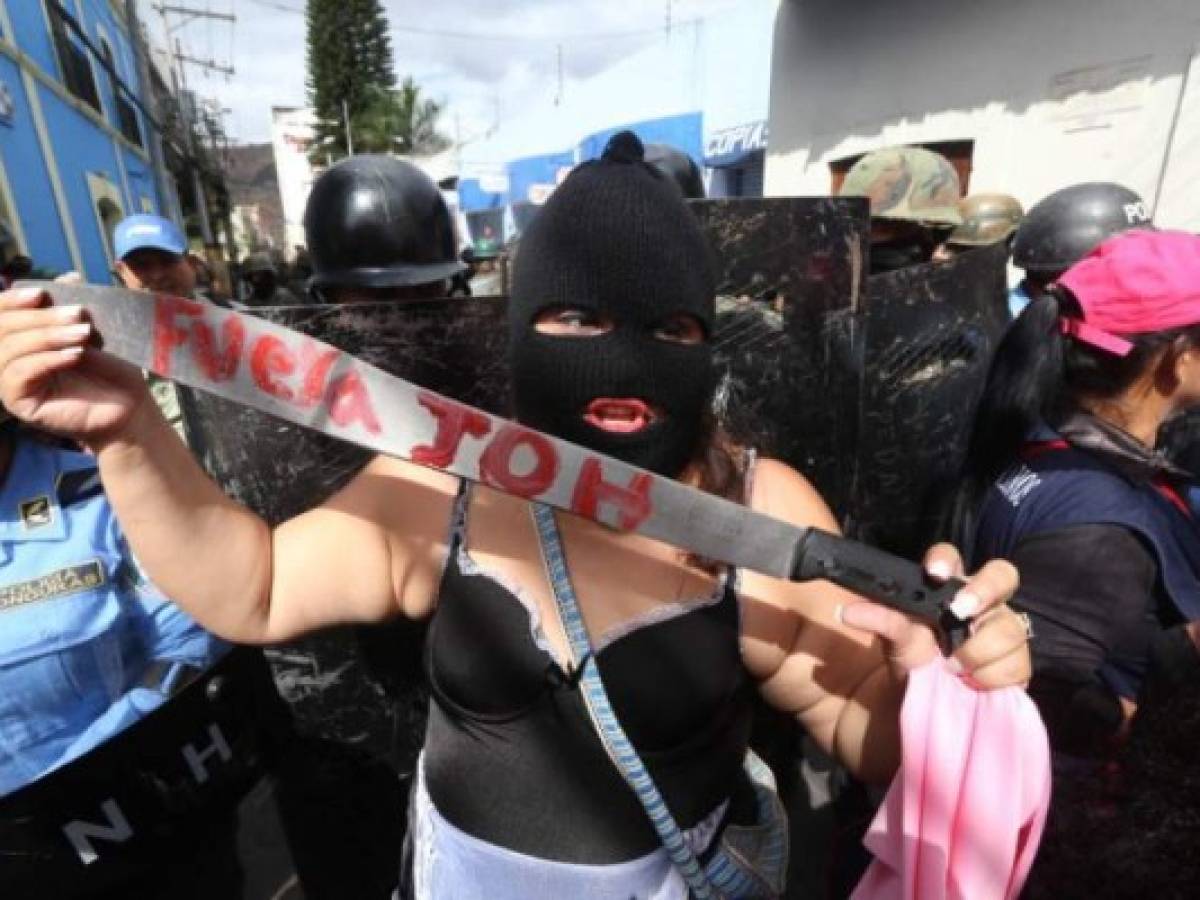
[456,0,776,252]
[0,0,169,283]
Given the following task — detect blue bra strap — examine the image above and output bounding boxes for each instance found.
[531,503,723,900]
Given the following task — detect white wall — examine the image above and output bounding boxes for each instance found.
[269,106,316,257]
[765,0,1200,232]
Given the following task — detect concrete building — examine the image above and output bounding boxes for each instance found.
[270,106,316,258]
[0,0,166,281]
[765,0,1200,232]
[227,142,286,254]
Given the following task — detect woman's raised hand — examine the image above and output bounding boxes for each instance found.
[0,286,150,446]
[839,545,1031,689]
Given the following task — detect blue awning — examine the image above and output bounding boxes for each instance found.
[704,120,768,168]
[578,112,703,165]
[506,151,575,206]
[457,177,507,213]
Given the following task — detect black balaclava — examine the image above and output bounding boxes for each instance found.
[870,237,930,274]
[510,131,717,477]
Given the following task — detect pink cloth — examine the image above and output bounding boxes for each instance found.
[852,658,1052,900]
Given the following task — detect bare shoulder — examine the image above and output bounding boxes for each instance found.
[282,454,462,623]
[748,457,840,533]
[331,453,460,519]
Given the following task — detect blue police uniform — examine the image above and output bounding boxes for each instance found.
[0,434,226,797]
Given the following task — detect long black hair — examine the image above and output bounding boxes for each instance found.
[947,288,1200,550]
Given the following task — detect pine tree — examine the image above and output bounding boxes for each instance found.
[305,0,397,161]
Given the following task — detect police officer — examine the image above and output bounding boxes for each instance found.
[304,154,465,304]
[1010,182,1152,318]
[111,215,207,301]
[932,193,1024,263]
[241,252,298,307]
[0,423,227,799]
[0,412,275,897]
[301,152,461,889]
[838,145,963,274]
[109,215,208,438]
[644,142,706,199]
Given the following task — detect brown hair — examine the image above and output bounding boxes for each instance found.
[685,412,749,572]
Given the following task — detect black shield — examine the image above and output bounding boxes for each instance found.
[848,242,1010,558]
[176,197,870,767]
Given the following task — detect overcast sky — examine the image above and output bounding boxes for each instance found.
[137,0,744,146]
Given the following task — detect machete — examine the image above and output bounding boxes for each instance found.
[24,282,969,647]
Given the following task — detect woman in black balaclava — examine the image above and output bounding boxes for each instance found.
[0,133,1029,900]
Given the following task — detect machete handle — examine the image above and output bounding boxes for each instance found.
[791,529,970,652]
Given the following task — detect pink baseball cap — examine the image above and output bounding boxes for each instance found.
[1056,229,1200,356]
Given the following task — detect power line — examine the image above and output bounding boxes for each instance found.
[242,0,303,12]
[390,21,696,44]
[240,0,711,44]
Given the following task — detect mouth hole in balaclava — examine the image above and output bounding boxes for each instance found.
[508,131,719,477]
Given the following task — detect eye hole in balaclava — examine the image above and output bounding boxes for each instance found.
[509,131,718,478]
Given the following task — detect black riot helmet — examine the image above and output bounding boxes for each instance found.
[304,154,465,292]
[1012,182,1152,276]
[643,143,706,199]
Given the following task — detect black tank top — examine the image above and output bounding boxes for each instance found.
[421,486,757,864]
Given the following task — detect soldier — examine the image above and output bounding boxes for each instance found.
[304,155,465,304]
[838,145,963,274]
[287,246,314,299]
[932,193,1024,263]
[241,252,298,307]
[1010,182,1152,318]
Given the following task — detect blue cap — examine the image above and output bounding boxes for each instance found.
[113,215,187,260]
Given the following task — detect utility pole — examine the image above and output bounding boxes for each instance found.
[173,37,214,246]
[342,97,354,157]
[666,0,672,38]
[555,44,564,106]
[126,1,174,218]
[154,3,236,254]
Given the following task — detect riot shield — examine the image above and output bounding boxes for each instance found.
[848,242,1010,558]
[692,197,867,516]
[178,298,511,779]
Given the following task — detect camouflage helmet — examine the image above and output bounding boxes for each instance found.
[839,146,962,227]
[946,193,1024,247]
